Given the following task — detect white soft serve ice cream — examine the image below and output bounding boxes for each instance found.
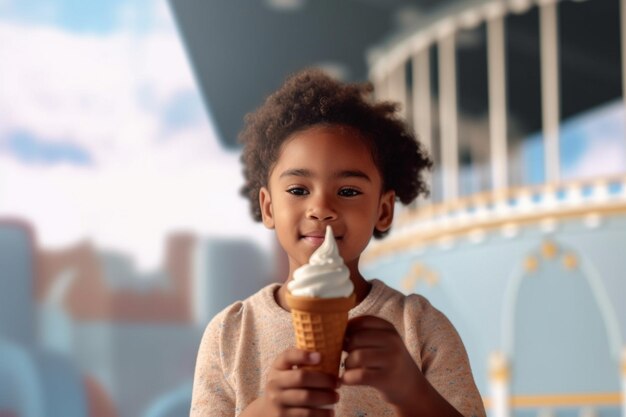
[287,225,354,298]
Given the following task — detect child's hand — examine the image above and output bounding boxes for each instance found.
[341,316,425,408]
[260,348,339,416]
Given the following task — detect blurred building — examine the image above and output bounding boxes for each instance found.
[0,220,271,417]
[362,0,626,416]
[0,220,90,417]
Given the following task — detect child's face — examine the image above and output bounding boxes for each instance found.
[259,124,395,275]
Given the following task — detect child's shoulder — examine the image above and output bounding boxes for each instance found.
[371,279,437,311]
[369,279,460,339]
[368,279,450,323]
[202,283,292,357]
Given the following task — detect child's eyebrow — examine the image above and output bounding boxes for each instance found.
[336,170,371,182]
[278,168,371,182]
[279,168,311,178]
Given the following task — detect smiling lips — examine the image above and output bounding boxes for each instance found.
[301,231,342,246]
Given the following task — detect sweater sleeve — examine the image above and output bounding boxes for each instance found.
[417,300,486,417]
[190,313,236,417]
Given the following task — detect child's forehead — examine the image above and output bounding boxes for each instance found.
[281,123,371,150]
[271,123,379,173]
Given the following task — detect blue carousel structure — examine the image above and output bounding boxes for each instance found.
[364,0,626,416]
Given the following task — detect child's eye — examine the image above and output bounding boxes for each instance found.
[287,187,309,196]
[338,188,362,197]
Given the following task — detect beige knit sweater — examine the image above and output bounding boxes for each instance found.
[191,279,486,417]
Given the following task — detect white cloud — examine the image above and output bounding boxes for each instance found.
[561,102,626,180]
[0,9,206,168]
[0,152,273,272]
[563,139,625,180]
[0,3,273,272]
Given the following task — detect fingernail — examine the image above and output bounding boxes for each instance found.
[309,352,321,363]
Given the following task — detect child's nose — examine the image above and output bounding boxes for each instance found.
[306,194,337,221]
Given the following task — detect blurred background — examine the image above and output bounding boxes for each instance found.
[0,0,625,416]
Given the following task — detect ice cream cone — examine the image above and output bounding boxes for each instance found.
[285,292,356,376]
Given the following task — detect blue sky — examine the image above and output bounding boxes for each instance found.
[0,0,210,167]
[5,131,92,164]
[522,100,625,184]
[0,0,153,34]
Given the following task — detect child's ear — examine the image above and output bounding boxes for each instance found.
[375,190,395,233]
[259,187,275,229]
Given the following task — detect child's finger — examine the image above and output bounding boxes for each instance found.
[343,348,387,370]
[346,316,396,334]
[344,329,396,350]
[273,348,321,370]
[341,367,380,387]
[274,369,338,390]
[278,407,335,417]
[277,388,339,408]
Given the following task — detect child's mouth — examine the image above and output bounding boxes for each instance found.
[301,234,342,246]
[302,235,325,246]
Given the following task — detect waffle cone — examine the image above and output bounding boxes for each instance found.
[285,292,356,376]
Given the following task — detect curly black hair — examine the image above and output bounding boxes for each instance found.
[239,69,432,238]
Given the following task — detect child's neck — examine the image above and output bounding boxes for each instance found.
[275,270,371,312]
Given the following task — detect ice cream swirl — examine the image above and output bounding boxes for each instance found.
[288,225,354,298]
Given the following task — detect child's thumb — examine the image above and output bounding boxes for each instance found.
[307,351,321,364]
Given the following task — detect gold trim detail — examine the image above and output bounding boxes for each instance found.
[541,240,558,259]
[490,368,510,382]
[511,393,621,407]
[482,393,622,409]
[396,175,626,227]
[426,271,440,286]
[524,256,539,273]
[488,351,510,382]
[401,262,439,292]
[525,241,580,273]
[562,253,578,271]
[362,177,626,264]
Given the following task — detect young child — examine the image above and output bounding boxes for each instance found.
[191,69,486,417]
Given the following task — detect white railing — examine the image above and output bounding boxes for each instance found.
[368,0,625,203]
[364,175,626,261]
